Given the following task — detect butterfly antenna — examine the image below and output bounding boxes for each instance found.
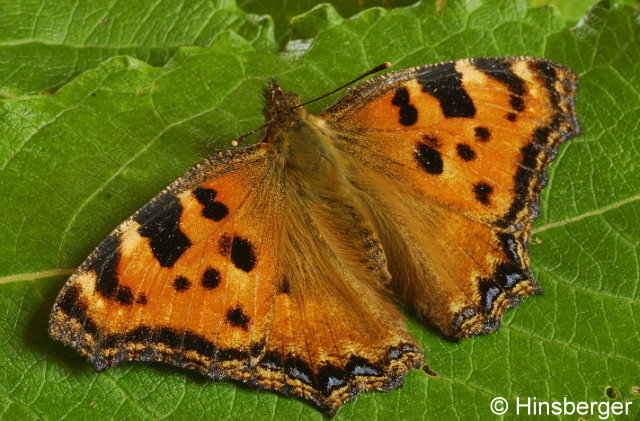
[294,62,392,108]
[230,120,275,146]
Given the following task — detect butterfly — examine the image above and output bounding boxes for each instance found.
[49,56,579,415]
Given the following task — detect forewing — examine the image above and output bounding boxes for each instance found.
[49,145,277,371]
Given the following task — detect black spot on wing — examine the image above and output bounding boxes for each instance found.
[231,236,256,272]
[202,267,221,289]
[415,142,443,174]
[473,182,493,205]
[193,187,229,221]
[475,126,491,142]
[391,87,418,126]
[510,94,525,112]
[226,306,250,330]
[506,112,517,122]
[417,62,476,118]
[456,143,476,161]
[173,275,191,292]
[135,194,192,268]
[115,286,134,305]
[136,293,148,305]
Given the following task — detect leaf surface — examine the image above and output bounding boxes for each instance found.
[0,0,275,97]
[0,0,638,419]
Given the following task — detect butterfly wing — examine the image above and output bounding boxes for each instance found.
[323,56,580,339]
[49,142,422,414]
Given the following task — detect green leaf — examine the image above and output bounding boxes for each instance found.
[0,0,276,97]
[1,0,639,419]
[531,0,639,23]
[237,0,419,43]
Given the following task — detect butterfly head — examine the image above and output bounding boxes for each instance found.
[263,79,303,123]
[231,79,309,147]
[260,79,317,149]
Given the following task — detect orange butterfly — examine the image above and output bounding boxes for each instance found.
[49,56,579,415]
